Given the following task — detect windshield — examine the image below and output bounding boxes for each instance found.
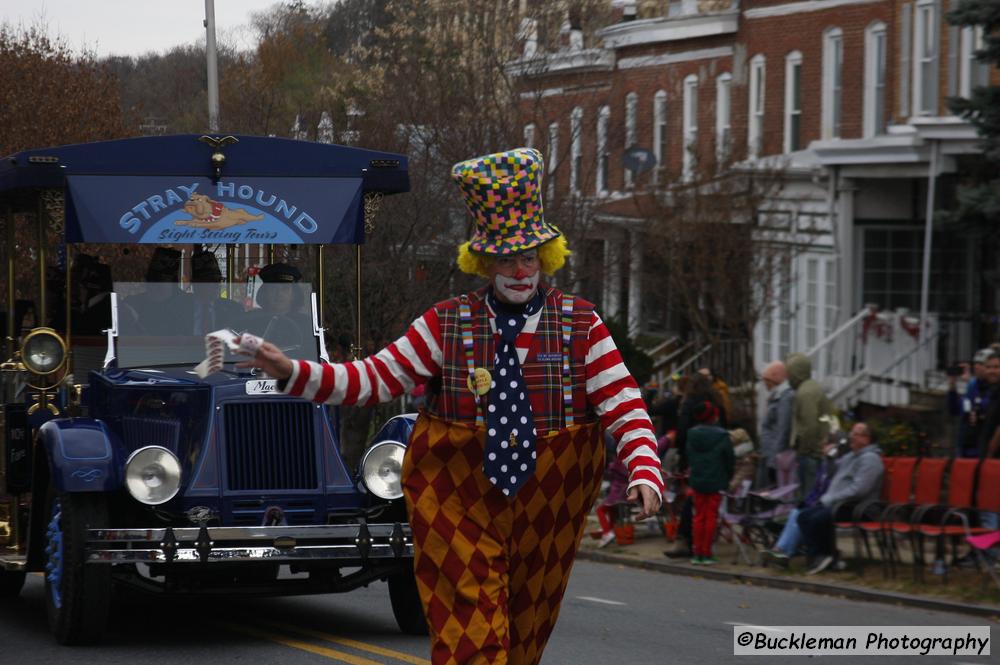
[113,281,319,368]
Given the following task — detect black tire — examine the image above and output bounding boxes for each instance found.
[387,566,428,636]
[44,491,112,645]
[0,569,25,597]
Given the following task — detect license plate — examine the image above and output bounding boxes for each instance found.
[245,379,279,395]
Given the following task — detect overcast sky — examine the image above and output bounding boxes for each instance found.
[0,0,289,57]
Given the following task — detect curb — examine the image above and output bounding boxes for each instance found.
[577,549,1000,621]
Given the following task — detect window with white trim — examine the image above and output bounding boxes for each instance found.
[716,73,732,164]
[913,0,939,115]
[653,90,667,185]
[822,28,843,139]
[682,74,698,181]
[625,92,638,188]
[864,22,888,137]
[900,2,913,117]
[523,123,536,149]
[959,25,990,98]
[570,107,583,195]
[547,122,559,200]
[784,51,802,152]
[748,55,765,158]
[596,105,610,196]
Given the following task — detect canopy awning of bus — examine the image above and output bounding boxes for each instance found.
[0,134,409,245]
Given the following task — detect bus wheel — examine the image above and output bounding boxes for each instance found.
[44,491,112,644]
[387,566,428,636]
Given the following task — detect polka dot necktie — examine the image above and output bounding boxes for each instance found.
[484,290,543,497]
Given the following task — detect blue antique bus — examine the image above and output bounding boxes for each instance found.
[0,134,424,644]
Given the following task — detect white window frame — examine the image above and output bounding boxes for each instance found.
[784,51,803,152]
[682,75,699,181]
[748,55,766,159]
[822,27,844,139]
[653,90,667,185]
[864,22,888,138]
[570,107,583,195]
[523,123,536,149]
[913,0,940,116]
[959,25,989,98]
[625,92,638,188]
[547,122,559,200]
[716,73,732,165]
[596,105,610,196]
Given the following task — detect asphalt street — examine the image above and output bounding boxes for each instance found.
[0,560,994,664]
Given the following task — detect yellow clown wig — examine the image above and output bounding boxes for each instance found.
[456,235,571,279]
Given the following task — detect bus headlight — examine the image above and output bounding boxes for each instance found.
[125,446,181,505]
[20,328,67,375]
[359,440,406,500]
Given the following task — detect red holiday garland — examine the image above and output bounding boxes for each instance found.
[861,308,893,344]
[899,315,923,340]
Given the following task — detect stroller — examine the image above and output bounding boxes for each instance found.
[718,449,800,564]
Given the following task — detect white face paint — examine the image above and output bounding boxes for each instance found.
[493,270,540,304]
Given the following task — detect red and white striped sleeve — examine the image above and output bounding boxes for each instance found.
[584,312,664,498]
[281,307,443,405]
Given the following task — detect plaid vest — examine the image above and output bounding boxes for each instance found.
[426,286,595,435]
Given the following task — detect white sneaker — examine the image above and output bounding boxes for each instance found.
[597,531,616,548]
[806,555,834,575]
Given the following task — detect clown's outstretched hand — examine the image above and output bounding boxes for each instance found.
[235,337,294,380]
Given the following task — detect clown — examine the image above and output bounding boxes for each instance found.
[239,148,663,665]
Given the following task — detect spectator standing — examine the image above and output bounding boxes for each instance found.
[948,348,995,458]
[798,423,884,574]
[677,372,729,471]
[594,451,630,548]
[758,360,794,488]
[685,401,735,565]
[786,353,834,500]
[975,353,1000,459]
[699,367,732,421]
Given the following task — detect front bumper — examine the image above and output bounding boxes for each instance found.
[85,522,413,564]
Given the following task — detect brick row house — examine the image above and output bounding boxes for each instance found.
[508,0,996,403]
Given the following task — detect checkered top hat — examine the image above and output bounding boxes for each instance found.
[451,148,560,255]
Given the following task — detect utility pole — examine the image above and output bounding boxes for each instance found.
[205,0,220,132]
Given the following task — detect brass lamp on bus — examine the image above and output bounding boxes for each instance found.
[3,327,68,416]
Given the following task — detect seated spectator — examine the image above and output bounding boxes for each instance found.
[797,422,884,575]
[763,452,836,567]
[728,428,758,494]
[685,401,735,565]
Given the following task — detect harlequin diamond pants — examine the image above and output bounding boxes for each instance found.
[402,411,604,665]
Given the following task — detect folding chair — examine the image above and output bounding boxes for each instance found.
[910,458,981,583]
[880,457,948,578]
[841,456,917,577]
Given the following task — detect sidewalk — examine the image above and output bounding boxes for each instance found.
[577,516,1000,621]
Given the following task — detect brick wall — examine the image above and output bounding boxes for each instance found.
[515,0,994,199]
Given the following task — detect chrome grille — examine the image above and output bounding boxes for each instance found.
[223,401,318,491]
[122,416,181,454]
